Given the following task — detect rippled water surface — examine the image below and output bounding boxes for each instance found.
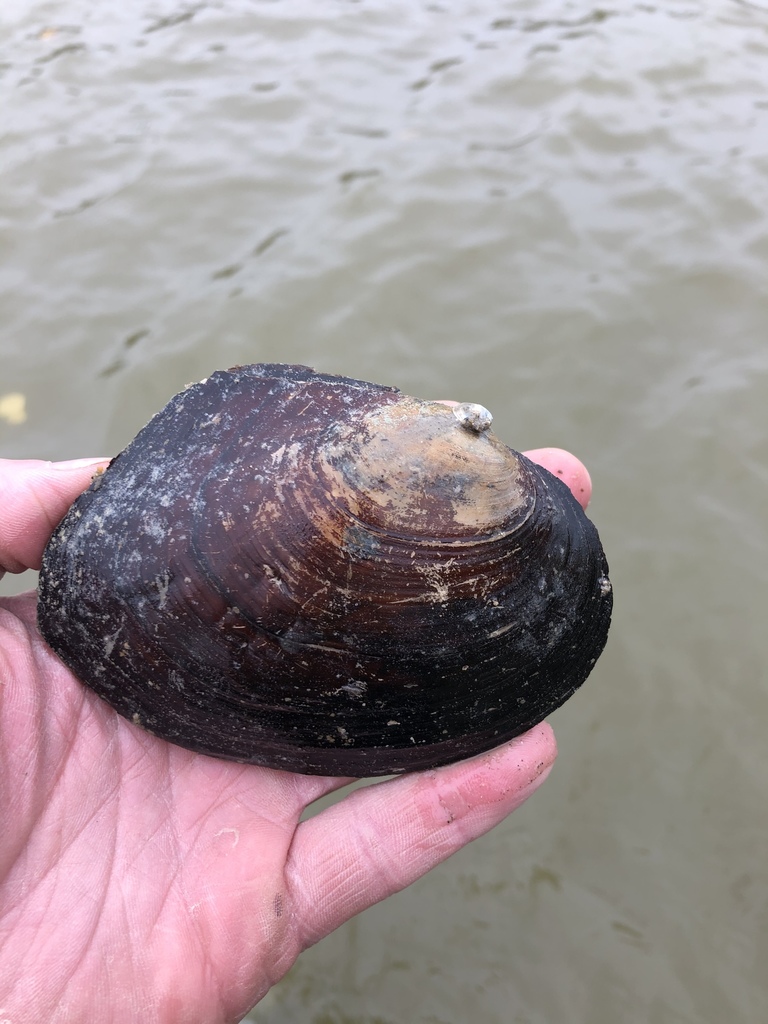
[2,1,768,1021]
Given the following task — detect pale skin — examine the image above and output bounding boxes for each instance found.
[0,447,592,1024]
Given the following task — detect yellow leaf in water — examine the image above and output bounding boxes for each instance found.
[0,393,27,425]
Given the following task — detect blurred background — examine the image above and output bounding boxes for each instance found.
[2,1,767,1021]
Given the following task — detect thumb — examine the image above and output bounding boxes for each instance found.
[0,458,109,576]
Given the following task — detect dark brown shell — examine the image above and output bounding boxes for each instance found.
[37,364,612,776]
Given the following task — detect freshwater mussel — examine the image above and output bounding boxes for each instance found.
[38,364,612,776]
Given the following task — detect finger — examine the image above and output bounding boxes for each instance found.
[0,458,109,575]
[290,772,360,810]
[284,722,556,948]
[523,448,592,510]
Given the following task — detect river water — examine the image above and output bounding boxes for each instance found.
[2,1,768,1021]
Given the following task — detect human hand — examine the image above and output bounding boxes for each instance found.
[0,448,591,1024]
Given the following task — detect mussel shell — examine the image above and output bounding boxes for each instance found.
[38,364,612,776]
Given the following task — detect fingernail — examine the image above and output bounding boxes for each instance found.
[52,458,110,471]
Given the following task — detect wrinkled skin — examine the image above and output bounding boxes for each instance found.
[0,447,591,1024]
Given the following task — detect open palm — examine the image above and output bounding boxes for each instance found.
[0,450,589,1023]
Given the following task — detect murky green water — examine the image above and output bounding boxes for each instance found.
[3,1,768,1021]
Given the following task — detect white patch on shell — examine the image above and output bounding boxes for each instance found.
[453,402,493,432]
[103,623,124,659]
[153,570,171,609]
[487,622,515,639]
